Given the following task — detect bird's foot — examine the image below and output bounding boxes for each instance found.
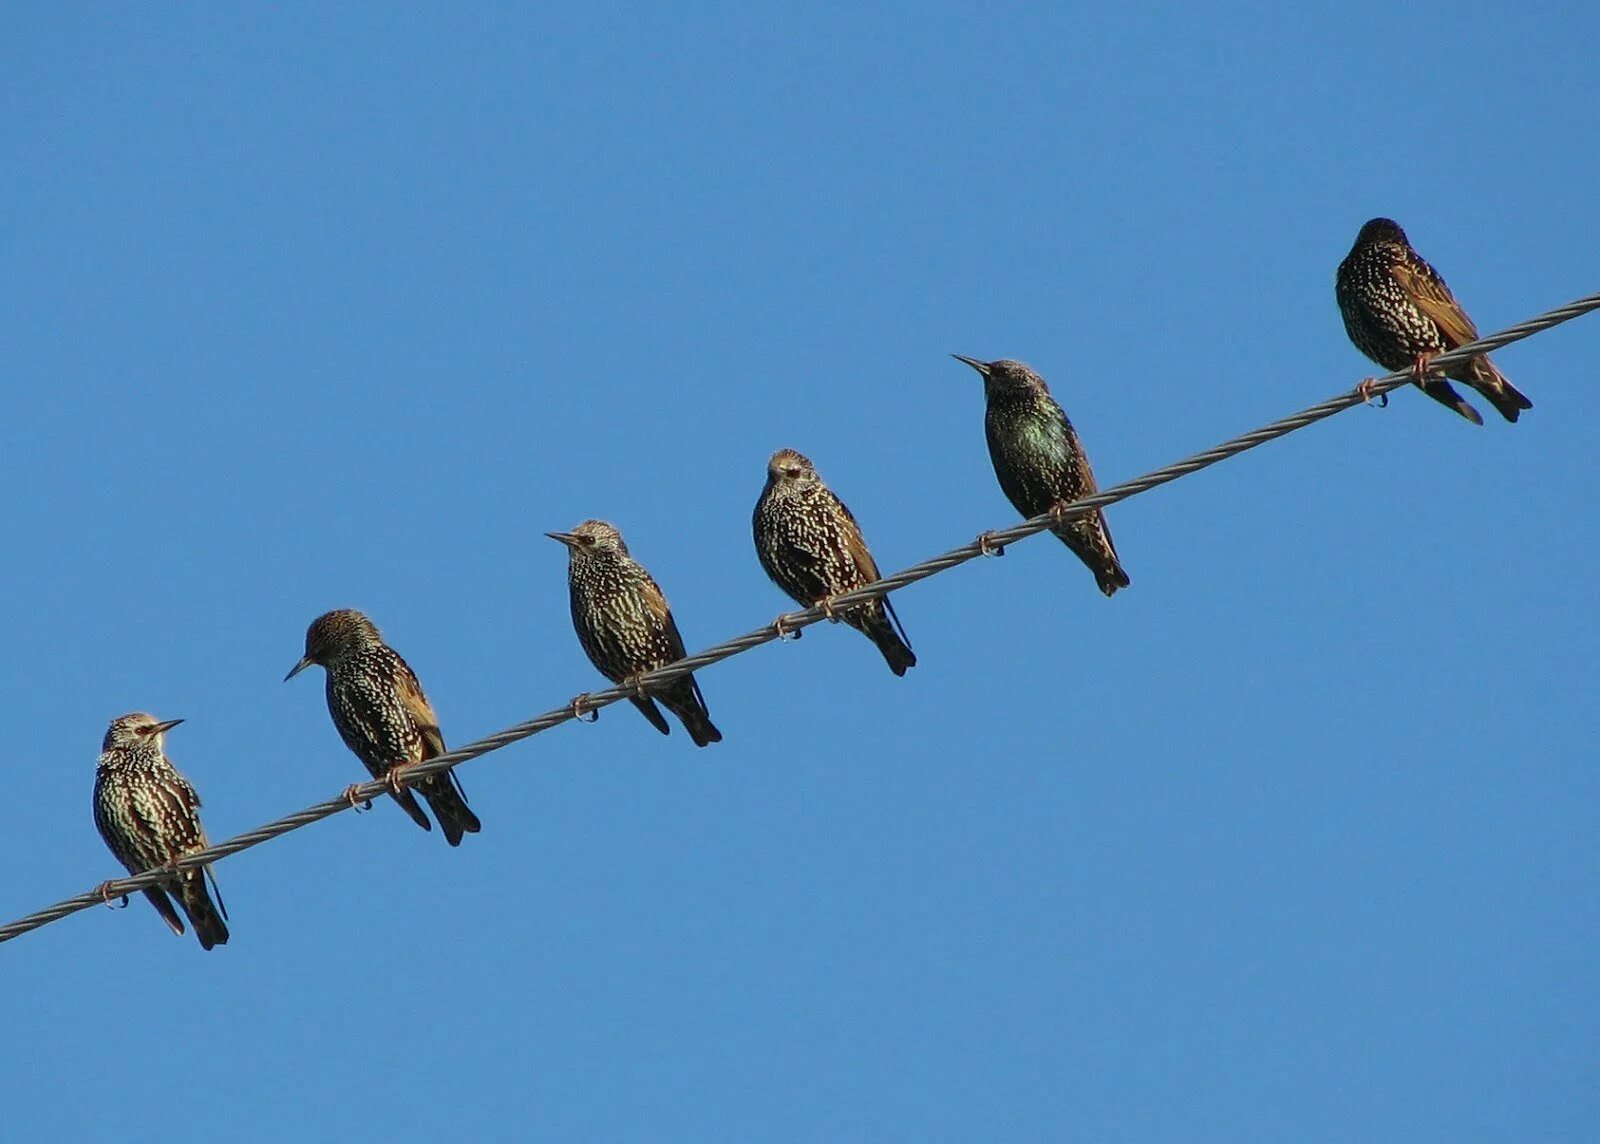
[570,693,600,723]
[773,614,803,641]
[1355,377,1388,408]
[622,672,651,698]
[342,783,373,812]
[1048,500,1078,527]
[93,880,128,909]
[813,596,840,622]
[976,531,1006,557]
[1411,352,1439,382]
[386,766,411,798]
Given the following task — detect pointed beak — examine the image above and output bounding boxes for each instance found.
[546,531,579,549]
[284,656,313,682]
[951,354,990,376]
[152,718,185,735]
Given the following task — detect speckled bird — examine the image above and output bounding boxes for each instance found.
[548,520,722,746]
[285,609,481,845]
[753,448,916,676]
[952,355,1130,596]
[1336,217,1531,425]
[93,713,229,950]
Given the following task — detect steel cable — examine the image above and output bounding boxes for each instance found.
[3,288,1596,946]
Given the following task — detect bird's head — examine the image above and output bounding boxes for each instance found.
[547,519,628,560]
[1355,217,1409,248]
[286,608,381,679]
[102,711,184,752]
[766,447,821,491]
[952,354,1048,398]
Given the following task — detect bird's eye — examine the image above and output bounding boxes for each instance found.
[581,535,596,546]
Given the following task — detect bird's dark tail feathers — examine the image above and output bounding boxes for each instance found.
[857,599,917,677]
[663,678,722,747]
[421,770,482,847]
[142,886,186,938]
[176,869,229,951]
[1058,513,1131,597]
[1465,357,1532,423]
[386,781,435,833]
[629,695,673,736]
[1093,566,1132,597]
[1417,377,1485,425]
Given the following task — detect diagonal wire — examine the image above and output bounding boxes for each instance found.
[3,289,1597,947]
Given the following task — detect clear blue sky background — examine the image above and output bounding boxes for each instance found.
[3,6,1596,1141]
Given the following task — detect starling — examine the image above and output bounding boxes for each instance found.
[952,355,1130,596]
[753,448,916,676]
[285,609,481,846]
[92,713,230,950]
[1336,217,1532,425]
[548,519,722,746]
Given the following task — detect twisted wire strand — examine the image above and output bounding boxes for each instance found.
[3,289,1596,947]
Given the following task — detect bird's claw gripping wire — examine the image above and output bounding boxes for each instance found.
[772,614,803,641]
[622,672,651,699]
[569,693,600,723]
[1355,377,1389,408]
[342,783,373,812]
[1048,501,1078,528]
[813,596,840,622]
[93,880,128,909]
[385,766,412,799]
[976,531,1006,557]
[1411,352,1439,382]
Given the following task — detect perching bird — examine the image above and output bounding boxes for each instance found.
[285,609,481,846]
[1336,217,1531,425]
[548,519,722,746]
[93,713,229,950]
[952,355,1130,596]
[753,448,916,676]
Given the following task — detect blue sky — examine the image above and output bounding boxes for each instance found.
[3,5,1597,1140]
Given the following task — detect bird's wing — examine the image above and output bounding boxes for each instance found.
[395,660,447,759]
[832,492,882,581]
[146,770,209,855]
[641,574,690,662]
[169,764,203,813]
[1392,257,1480,348]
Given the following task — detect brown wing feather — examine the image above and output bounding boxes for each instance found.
[832,493,881,582]
[395,662,446,759]
[172,768,204,819]
[1392,259,1479,348]
[149,770,209,855]
[639,574,689,661]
